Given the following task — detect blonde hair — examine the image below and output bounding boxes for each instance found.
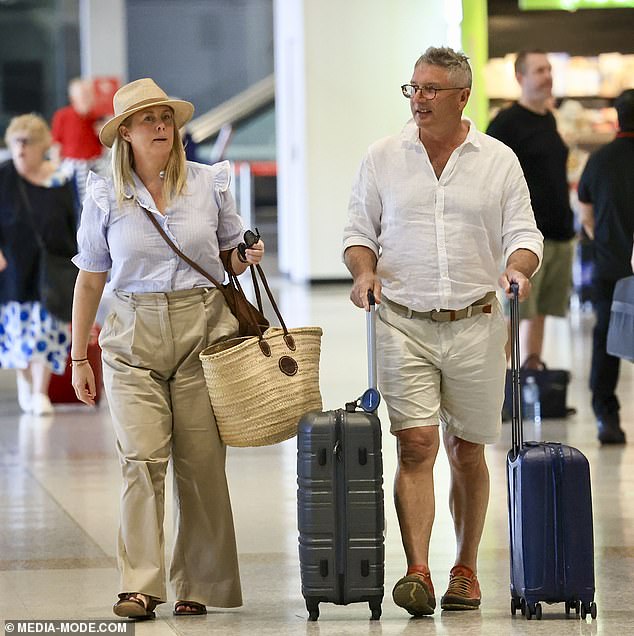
[4,113,52,148]
[111,108,187,205]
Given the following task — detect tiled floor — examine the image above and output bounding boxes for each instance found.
[0,279,632,635]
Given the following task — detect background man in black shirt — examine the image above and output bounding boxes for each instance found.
[487,50,575,368]
[577,89,634,445]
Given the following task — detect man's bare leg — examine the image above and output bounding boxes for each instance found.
[520,314,545,367]
[392,426,440,615]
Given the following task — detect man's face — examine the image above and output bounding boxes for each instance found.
[517,53,553,103]
[409,64,470,132]
[70,81,94,115]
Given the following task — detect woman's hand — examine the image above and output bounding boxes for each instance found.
[244,239,264,265]
[227,239,265,275]
[71,360,98,406]
[0,249,7,272]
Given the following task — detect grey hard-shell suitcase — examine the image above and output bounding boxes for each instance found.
[506,283,597,621]
[297,293,384,621]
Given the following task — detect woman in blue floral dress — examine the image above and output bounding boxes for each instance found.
[0,114,77,415]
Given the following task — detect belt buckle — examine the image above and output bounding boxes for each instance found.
[430,309,456,322]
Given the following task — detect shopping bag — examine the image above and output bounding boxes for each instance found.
[607,275,634,362]
[199,264,322,447]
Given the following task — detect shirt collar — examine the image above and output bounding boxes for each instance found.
[123,171,160,213]
[402,116,481,150]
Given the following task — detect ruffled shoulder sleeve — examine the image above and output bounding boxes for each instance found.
[72,171,113,273]
[210,159,232,193]
[84,171,111,215]
[186,160,242,251]
[185,160,232,194]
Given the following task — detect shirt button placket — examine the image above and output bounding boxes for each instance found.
[435,186,450,307]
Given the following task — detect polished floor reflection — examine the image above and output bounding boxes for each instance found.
[0,278,632,635]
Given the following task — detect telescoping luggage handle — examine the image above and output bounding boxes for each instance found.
[347,291,381,413]
[510,282,524,458]
[362,290,380,412]
[366,290,378,386]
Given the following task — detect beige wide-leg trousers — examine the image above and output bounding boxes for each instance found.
[99,287,242,607]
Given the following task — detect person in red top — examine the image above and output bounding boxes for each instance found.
[51,78,103,204]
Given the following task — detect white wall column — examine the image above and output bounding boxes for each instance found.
[79,0,127,81]
[274,0,450,282]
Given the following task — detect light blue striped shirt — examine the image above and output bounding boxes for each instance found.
[72,160,244,292]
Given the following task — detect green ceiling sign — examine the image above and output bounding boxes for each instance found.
[520,0,634,8]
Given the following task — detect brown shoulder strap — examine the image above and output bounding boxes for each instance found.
[141,207,225,288]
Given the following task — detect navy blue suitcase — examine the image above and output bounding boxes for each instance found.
[506,284,597,621]
[297,293,384,621]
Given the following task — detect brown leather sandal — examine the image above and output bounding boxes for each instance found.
[173,600,207,616]
[113,593,158,620]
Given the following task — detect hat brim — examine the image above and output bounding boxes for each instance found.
[99,98,194,147]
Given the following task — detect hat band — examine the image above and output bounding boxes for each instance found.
[116,97,174,120]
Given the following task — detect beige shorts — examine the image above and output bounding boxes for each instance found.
[520,238,576,320]
[376,298,507,444]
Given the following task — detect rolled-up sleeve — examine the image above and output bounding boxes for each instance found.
[71,171,112,272]
[342,153,382,260]
[500,158,544,273]
[212,160,243,251]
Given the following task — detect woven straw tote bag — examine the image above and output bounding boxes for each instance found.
[200,264,323,447]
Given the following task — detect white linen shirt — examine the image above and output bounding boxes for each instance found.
[343,119,543,312]
[72,160,243,292]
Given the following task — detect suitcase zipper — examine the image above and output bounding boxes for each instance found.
[334,410,347,604]
[552,444,566,595]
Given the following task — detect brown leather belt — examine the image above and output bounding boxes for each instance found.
[383,292,496,322]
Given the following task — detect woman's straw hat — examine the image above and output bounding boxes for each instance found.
[99,78,194,147]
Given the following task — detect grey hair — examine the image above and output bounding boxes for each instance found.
[414,46,472,88]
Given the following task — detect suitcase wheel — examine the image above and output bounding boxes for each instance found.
[524,602,542,620]
[580,602,597,620]
[510,597,519,615]
[369,599,381,621]
[305,599,319,622]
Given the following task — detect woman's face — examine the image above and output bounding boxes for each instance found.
[119,106,175,164]
[8,131,48,174]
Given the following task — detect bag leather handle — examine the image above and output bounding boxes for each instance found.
[226,260,296,352]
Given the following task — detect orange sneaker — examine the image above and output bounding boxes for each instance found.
[440,564,481,610]
[392,571,436,616]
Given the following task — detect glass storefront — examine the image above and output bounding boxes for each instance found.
[0,0,80,143]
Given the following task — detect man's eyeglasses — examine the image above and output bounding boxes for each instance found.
[401,84,469,100]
